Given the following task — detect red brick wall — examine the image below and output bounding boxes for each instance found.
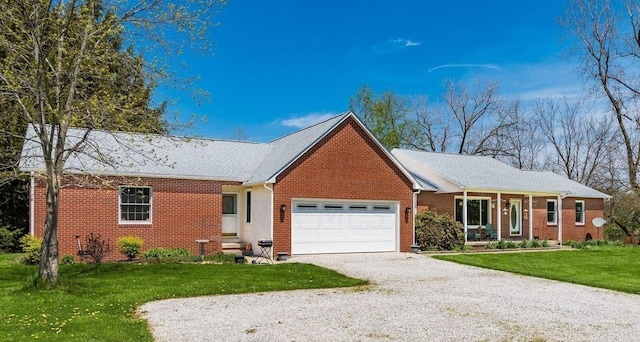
[32,177,237,260]
[418,192,605,241]
[273,117,415,254]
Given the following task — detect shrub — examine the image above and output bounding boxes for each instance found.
[485,241,498,249]
[415,209,464,251]
[19,235,42,265]
[61,255,76,264]
[143,247,191,259]
[530,239,541,248]
[496,239,507,249]
[0,226,24,252]
[505,240,517,249]
[519,239,530,248]
[541,239,549,247]
[83,233,112,264]
[117,236,144,261]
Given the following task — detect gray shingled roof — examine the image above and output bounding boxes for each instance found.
[20,113,422,188]
[244,112,348,185]
[20,125,272,181]
[392,149,610,199]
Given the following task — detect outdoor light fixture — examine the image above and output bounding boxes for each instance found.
[405,207,411,214]
[280,204,286,212]
[523,208,529,220]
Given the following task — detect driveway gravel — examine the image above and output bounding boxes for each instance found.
[140,253,640,341]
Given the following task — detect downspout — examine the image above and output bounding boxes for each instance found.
[30,172,35,236]
[412,189,421,246]
[263,182,274,257]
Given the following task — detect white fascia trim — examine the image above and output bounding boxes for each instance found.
[23,168,245,183]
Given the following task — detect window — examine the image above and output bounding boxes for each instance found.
[547,200,557,225]
[455,198,489,226]
[575,200,585,225]
[372,205,391,212]
[246,191,251,223]
[296,203,318,210]
[222,194,237,214]
[323,204,344,210]
[119,186,151,223]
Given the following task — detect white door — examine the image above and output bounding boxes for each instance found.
[291,200,397,254]
[222,194,238,236]
[510,199,521,236]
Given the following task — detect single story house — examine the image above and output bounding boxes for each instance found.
[20,111,610,259]
[392,149,611,242]
[21,112,421,258]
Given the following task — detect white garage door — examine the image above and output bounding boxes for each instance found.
[291,200,398,254]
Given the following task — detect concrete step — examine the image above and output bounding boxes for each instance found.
[222,242,242,249]
[221,248,243,256]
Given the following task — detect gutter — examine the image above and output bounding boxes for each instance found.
[412,189,421,246]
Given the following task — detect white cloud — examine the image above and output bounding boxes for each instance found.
[428,63,503,72]
[281,112,337,128]
[390,38,421,47]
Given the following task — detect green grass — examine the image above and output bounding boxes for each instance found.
[0,254,366,341]
[434,246,640,294]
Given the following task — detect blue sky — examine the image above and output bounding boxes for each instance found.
[162,1,579,142]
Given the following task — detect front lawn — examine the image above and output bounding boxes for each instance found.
[434,246,640,294]
[0,254,366,341]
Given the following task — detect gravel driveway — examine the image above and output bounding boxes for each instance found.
[140,253,640,341]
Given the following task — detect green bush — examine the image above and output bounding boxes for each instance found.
[505,240,517,249]
[19,235,42,265]
[415,209,464,251]
[0,226,24,252]
[61,255,76,264]
[519,239,530,248]
[485,241,498,249]
[541,239,549,247]
[117,236,144,260]
[530,239,541,248]
[496,239,507,249]
[143,247,191,259]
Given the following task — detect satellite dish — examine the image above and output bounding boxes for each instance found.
[592,217,606,228]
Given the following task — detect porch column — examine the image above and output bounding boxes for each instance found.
[463,190,468,242]
[558,194,563,245]
[496,193,502,241]
[528,194,533,240]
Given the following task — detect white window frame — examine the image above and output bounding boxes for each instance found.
[454,196,492,228]
[547,199,557,225]
[575,200,585,226]
[119,186,152,224]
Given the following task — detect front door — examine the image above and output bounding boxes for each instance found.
[222,194,238,237]
[510,199,521,236]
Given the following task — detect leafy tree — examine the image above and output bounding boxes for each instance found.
[350,85,417,150]
[0,0,223,285]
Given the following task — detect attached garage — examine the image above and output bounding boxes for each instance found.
[291,200,398,254]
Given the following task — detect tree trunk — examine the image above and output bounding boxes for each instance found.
[39,175,60,285]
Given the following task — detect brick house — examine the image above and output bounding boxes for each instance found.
[21,112,421,258]
[392,149,611,243]
[21,112,610,260]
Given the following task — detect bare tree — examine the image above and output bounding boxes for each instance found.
[411,95,452,152]
[562,0,640,191]
[535,97,614,187]
[442,79,514,155]
[499,100,546,170]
